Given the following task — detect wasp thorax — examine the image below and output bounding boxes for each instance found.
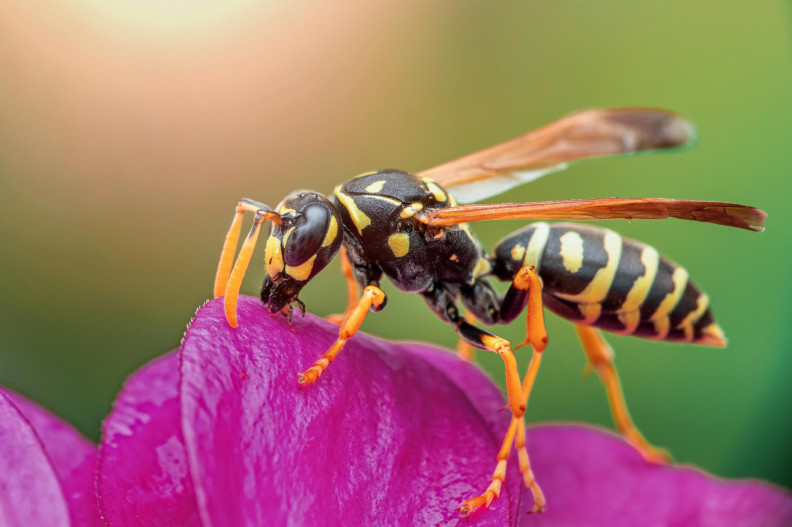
[261,191,343,313]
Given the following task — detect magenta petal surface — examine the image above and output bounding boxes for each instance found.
[8,391,103,527]
[517,424,792,527]
[99,352,201,526]
[180,296,519,526]
[0,389,70,527]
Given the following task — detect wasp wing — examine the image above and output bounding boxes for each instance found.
[419,198,766,232]
[419,108,697,204]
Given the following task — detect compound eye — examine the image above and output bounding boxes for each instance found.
[283,204,330,266]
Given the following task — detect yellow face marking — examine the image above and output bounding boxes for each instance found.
[285,255,318,282]
[559,231,584,274]
[321,216,338,248]
[510,244,526,262]
[400,202,424,219]
[677,293,710,341]
[334,186,371,235]
[364,180,387,193]
[387,233,410,258]
[425,180,447,202]
[556,230,623,307]
[522,222,550,270]
[265,236,284,278]
[616,246,659,334]
[472,257,491,279]
[650,267,689,340]
[278,205,297,216]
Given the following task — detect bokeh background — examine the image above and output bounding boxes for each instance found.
[1,0,790,488]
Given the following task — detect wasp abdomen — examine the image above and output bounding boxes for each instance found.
[492,222,725,346]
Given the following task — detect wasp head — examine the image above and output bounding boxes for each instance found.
[261,191,343,315]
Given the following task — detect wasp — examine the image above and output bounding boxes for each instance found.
[211,108,766,516]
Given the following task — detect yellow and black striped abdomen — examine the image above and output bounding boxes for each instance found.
[491,222,726,346]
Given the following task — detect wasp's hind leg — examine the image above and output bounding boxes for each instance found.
[575,325,670,464]
[325,246,360,325]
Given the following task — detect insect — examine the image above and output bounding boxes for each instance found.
[211,108,766,516]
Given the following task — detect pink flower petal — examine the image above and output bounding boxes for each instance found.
[0,389,71,527]
[8,392,103,527]
[98,352,201,526]
[179,296,519,526]
[516,424,792,526]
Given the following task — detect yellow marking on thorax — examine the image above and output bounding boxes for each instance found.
[649,267,689,340]
[365,180,387,193]
[522,222,550,270]
[364,194,401,206]
[616,246,659,334]
[334,186,371,235]
[387,233,410,258]
[559,231,584,273]
[286,255,318,281]
[400,202,424,219]
[449,253,459,262]
[556,230,623,308]
[265,236,284,278]
[424,180,447,202]
[677,293,710,342]
[322,216,338,247]
[354,170,379,179]
[510,244,526,262]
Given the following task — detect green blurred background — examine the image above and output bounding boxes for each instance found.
[1,0,790,487]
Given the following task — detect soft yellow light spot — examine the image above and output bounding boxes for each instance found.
[286,255,318,281]
[365,180,386,193]
[559,231,584,273]
[321,216,338,247]
[334,186,371,235]
[388,233,410,257]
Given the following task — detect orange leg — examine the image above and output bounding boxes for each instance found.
[326,246,360,325]
[461,270,548,516]
[455,311,478,362]
[575,325,670,464]
[514,265,548,352]
[460,348,546,516]
[299,285,385,385]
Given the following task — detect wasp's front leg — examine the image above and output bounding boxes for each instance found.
[298,285,386,386]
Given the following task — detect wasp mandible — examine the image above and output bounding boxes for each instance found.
[212,108,766,516]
